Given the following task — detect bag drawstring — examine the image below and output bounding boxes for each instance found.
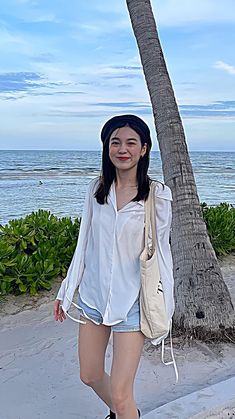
[161,321,179,383]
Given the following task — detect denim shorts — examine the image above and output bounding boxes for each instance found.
[77,292,141,332]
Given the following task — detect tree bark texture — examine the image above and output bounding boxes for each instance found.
[126,0,234,338]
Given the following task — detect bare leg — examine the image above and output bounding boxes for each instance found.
[111,330,145,419]
[78,316,115,411]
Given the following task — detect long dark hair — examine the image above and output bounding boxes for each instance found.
[94,120,163,204]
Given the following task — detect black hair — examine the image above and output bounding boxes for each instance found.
[94,117,164,204]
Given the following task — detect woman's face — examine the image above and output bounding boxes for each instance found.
[108,126,147,172]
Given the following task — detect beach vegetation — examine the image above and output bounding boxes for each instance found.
[0,204,234,297]
[0,209,80,296]
[201,202,235,256]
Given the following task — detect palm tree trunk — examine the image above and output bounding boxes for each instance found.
[126,0,234,338]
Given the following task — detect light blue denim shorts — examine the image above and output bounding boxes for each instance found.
[77,292,141,332]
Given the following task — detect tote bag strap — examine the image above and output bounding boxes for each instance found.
[145,182,179,383]
[150,181,157,251]
[143,185,151,250]
[144,181,157,252]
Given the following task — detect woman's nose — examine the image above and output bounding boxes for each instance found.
[119,143,127,153]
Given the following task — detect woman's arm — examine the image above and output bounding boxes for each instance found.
[54,178,98,321]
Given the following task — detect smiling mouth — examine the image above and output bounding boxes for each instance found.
[117,157,130,161]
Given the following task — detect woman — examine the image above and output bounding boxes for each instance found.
[54,114,175,419]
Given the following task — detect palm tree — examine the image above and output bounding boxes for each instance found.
[126,0,234,339]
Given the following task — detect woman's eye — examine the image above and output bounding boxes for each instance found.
[110,140,136,146]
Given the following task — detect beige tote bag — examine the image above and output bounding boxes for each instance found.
[140,181,169,340]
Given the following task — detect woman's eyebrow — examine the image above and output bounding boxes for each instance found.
[110,137,138,141]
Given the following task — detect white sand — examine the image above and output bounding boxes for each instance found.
[0,254,234,419]
[194,404,235,419]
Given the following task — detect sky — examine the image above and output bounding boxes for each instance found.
[0,0,235,151]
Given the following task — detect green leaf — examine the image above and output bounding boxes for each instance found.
[19,283,27,293]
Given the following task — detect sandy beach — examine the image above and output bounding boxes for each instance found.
[0,253,234,419]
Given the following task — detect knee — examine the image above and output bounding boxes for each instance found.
[80,371,104,387]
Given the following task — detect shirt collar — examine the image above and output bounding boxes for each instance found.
[109,181,144,211]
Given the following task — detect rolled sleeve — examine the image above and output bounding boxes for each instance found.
[56,279,66,300]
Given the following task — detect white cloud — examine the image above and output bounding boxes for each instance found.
[72,18,130,38]
[152,0,235,26]
[1,0,235,151]
[0,27,29,52]
[15,0,37,4]
[22,14,61,23]
[0,26,53,60]
[214,61,235,75]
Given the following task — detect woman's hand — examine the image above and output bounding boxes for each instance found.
[54,299,66,322]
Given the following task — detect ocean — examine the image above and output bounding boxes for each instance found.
[0,150,234,226]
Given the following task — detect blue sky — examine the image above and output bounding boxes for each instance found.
[0,0,235,151]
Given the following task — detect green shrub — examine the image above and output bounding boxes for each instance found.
[0,202,234,296]
[0,210,80,296]
[201,202,235,256]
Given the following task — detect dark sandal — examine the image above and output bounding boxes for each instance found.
[104,410,116,419]
[105,408,141,418]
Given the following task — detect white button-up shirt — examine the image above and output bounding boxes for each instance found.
[56,177,175,345]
